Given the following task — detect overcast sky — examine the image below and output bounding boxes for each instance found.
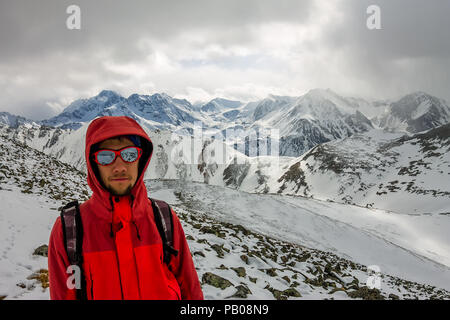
[0,0,449,120]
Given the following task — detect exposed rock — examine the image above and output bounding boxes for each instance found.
[347,286,385,300]
[283,288,301,297]
[266,268,278,277]
[33,244,48,257]
[297,252,311,262]
[389,293,400,300]
[199,225,226,238]
[277,161,309,194]
[211,244,228,258]
[230,284,252,299]
[223,158,251,188]
[193,251,205,257]
[231,267,246,278]
[202,272,233,290]
[240,254,249,264]
[328,287,347,295]
[265,286,287,300]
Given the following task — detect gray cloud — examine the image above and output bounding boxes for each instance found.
[0,0,449,120]
[318,0,450,101]
[0,0,314,63]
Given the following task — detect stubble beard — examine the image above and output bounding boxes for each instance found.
[106,177,135,196]
[107,184,134,196]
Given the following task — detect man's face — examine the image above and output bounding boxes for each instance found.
[96,137,139,196]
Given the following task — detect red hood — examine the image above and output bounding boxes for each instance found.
[85,116,153,211]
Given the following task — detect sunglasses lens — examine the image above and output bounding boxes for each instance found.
[121,147,139,163]
[97,150,115,165]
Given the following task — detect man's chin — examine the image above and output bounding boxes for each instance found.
[107,184,133,196]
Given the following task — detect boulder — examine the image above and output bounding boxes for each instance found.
[33,244,48,257]
[202,272,233,290]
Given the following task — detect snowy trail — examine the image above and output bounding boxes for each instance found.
[0,188,58,299]
[147,179,450,291]
[281,195,450,267]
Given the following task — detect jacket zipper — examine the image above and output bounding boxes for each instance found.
[90,278,94,300]
[109,195,125,299]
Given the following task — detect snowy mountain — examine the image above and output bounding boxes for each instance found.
[2,120,447,218]
[376,92,450,133]
[1,133,450,300]
[251,95,296,121]
[254,89,375,156]
[23,89,449,161]
[42,90,200,131]
[1,87,450,300]
[200,98,243,114]
[36,89,377,158]
[1,88,449,216]
[0,112,35,129]
[196,89,378,158]
[42,90,126,129]
[275,124,450,214]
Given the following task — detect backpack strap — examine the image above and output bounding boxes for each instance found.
[60,200,87,300]
[149,198,179,267]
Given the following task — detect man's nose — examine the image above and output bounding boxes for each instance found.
[111,156,127,173]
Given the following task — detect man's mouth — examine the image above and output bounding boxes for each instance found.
[110,176,130,182]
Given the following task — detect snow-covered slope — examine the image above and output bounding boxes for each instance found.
[22,89,450,160]
[1,88,449,215]
[42,90,200,131]
[0,112,36,129]
[0,135,89,299]
[275,124,450,214]
[37,89,377,159]
[200,98,243,114]
[2,119,448,216]
[263,89,374,156]
[155,179,450,292]
[1,133,450,300]
[376,92,450,133]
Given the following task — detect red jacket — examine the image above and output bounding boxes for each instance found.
[48,116,204,300]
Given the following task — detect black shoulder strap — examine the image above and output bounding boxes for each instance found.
[60,200,87,300]
[149,198,179,266]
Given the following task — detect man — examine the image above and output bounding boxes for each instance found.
[48,116,204,300]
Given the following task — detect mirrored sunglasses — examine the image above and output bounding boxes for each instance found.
[93,146,143,166]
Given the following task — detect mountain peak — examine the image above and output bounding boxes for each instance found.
[264,94,296,102]
[408,91,431,98]
[97,90,121,98]
[200,97,243,113]
[304,88,340,100]
[0,111,34,128]
[393,91,442,109]
[378,91,450,133]
[151,92,171,100]
[299,88,357,116]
